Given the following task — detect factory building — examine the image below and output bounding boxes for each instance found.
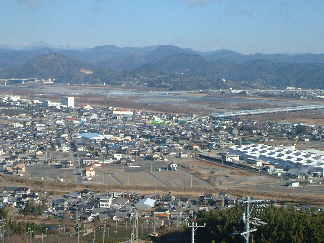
[229,143,324,174]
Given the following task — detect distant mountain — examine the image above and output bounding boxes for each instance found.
[203,49,246,63]
[124,63,166,78]
[0,48,55,72]
[96,55,148,71]
[155,53,212,76]
[1,43,324,90]
[0,41,74,51]
[204,50,324,64]
[144,45,189,63]
[0,53,99,84]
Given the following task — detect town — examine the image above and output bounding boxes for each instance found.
[0,93,324,242]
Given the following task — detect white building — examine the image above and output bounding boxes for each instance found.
[135,198,156,211]
[61,96,74,108]
[43,100,61,109]
[112,109,133,116]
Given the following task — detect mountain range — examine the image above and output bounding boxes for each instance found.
[1,43,324,90]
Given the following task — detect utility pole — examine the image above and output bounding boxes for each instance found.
[115,219,118,236]
[153,215,155,232]
[76,210,80,243]
[232,197,267,243]
[136,214,138,239]
[103,224,105,243]
[146,220,149,236]
[188,222,206,243]
[241,197,255,243]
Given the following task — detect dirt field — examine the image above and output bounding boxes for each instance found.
[179,159,278,187]
[26,164,77,183]
[242,109,324,126]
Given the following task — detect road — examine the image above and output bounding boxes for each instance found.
[73,152,83,184]
[148,172,171,187]
[109,173,125,185]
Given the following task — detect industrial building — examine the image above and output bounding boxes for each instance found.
[229,144,324,174]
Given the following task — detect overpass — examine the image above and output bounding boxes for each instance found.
[210,104,324,118]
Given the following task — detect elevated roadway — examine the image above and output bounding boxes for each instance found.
[211,104,324,118]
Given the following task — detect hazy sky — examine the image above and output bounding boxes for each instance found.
[1,0,324,54]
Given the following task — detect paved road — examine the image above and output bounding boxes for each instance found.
[109,173,125,185]
[73,153,83,184]
[148,172,171,187]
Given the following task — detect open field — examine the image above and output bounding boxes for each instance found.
[2,85,324,117]
[242,109,324,126]
[7,157,322,206]
[2,169,324,206]
[26,164,76,183]
[81,160,215,188]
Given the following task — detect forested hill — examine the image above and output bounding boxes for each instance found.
[1,45,324,90]
[168,205,324,243]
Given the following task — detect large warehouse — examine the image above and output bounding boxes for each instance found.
[229,143,324,173]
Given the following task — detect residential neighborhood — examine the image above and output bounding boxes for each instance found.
[0,93,324,241]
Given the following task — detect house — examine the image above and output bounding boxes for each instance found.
[16,187,30,196]
[203,193,213,202]
[222,153,240,163]
[111,197,129,209]
[113,153,123,161]
[214,197,225,207]
[3,187,18,193]
[61,160,73,168]
[226,197,237,206]
[14,164,25,174]
[92,162,101,167]
[35,150,44,157]
[287,181,300,187]
[62,146,70,152]
[177,198,190,208]
[154,208,170,218]
[178,152,188,159]
[135,198,155,211]
[97,195,112,208]
[85,166,95,177]
[116,206,133,218]
[0,193,10,204]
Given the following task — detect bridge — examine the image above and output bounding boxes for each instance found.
[0,78,37,85]
[210,104,324,118]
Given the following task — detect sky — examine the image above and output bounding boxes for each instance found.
[1,0,324,54]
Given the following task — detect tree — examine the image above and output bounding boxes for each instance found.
[295,124,307,135]
[21,201,43,216]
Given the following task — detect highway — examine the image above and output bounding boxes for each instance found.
[211,104,324,118]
